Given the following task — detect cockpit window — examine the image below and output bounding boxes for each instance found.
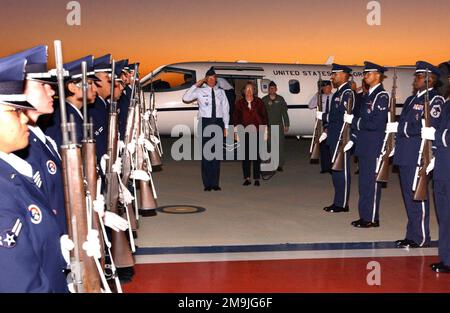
[142,67,196,92]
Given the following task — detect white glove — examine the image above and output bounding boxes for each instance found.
[127,139,136,155]
[386,122,398,134]
[319,132,328,143]
[150,135,160,145]
[112,157,122,174]
[100,154,110,175]
[426,157,435,175]
[144,139,155,152]
[143,111,151,121]
[103,211,129,232]
[344,141,354,152]
[421,126,436,141]
[82,230,102,259]
[130,169,150,181]
[93,194,106,218]
[118,140,125,154]
[60,234,75,265]
[344,113,354,124]
[316,111,323,121]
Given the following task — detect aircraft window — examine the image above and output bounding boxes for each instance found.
[142,68,196,92]
[289,80,300,94]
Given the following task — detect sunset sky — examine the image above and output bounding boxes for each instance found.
[0,0,448,75]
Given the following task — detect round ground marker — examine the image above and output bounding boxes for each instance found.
[157,205,206,214]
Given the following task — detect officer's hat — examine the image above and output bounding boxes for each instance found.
[363,61,388,74]
[269,81,277,87]
[205,67,216,77]
[64,55,99,82]
[0,57,35,110]
[1,45,61,84]
[123,61,137,72]
[113,59,129,82]
[415,61,441,78]
[331,63,352,74]
[93,54,112,73]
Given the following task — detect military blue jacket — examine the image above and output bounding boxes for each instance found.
[89,96,109,162]
[0,157,68,293]
[118,91,130,140]
[43,101,84,147]
[15,127,67,234]
[433,99,450,181]
[323,82,354,152]
[394,89,445,166]
[351,84,389,158]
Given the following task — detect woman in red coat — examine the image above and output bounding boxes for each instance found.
[232,82,268,186]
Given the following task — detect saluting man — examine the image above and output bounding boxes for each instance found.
[316,64,354,213]
[390,61,445,248]
[422,69,450,273]
[182,68,230,191]
[0,56,68,292]
[344,62,389,228]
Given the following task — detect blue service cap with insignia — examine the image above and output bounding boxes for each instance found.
[205,67,216,77]
[64,55,99,82]
[125,62,140,72]
[0,45,61,84]
[363,61,388,74]
[0,56,35,110]
[114,59,128,81]
[331,63,352,74]
[415,61,441,78]
[94,54,112,73]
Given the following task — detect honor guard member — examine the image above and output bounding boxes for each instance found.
[0,56,68,292]
[391,61,445,248]
[90,54,112,163]
[344,62,389,228]
[262,81,290,171]
[316,64,354,213]
[117,59,130,139]
[308,80,333,173]
[422,71,450,273]
[6,46,67,234]
[182,68,230,191]
[44,55,99,147]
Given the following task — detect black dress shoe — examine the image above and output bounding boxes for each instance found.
[323,204,335,212]
[277,167,283,172]
[396,239,421,248]
[254,180,260,186]
[351,219,379,228]
[351,218,364,226]
[395,239,409,247]
[243,179,251,186]
[431,263,450,273]
[327,206,349,213]
[212,186,221,191]
[431,262,444,269]
[204,187,212,191]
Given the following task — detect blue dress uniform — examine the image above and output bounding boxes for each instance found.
[89,54,112,162]
[318,81,332,173]
[393,61,445,247]
[0,57,68,292]
[322,64,354,211]
[43,56,97,146]
[8,46,67,234]
[351,62,389,227]
[432,98,450,272]
[182,68,230,190]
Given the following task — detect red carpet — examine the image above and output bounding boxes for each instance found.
[123,256,450,293]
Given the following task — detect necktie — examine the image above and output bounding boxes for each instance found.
[325,96,330,113]
[211,88,216,119]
